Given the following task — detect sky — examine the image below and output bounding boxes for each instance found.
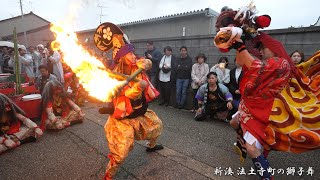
[1,0,319,31]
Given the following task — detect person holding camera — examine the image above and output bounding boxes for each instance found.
[37,44,48,65]
[43,42,64,83]
[210,57,230,85]
[158,46,176,106]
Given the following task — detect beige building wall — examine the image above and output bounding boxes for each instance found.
[120,14,216,40]
[0,12,53,47]
[0,12,50,38]
[16,26,55,47]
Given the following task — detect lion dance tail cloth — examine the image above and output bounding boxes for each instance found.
[214,4,320,154]
[265,50,320,153]
[240,42,320,153]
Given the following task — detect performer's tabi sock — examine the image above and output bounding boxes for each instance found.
[252,154,272,179]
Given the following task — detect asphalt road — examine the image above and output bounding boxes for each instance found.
[0,102,319,180]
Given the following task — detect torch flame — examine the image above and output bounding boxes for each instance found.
[50,23,122,102]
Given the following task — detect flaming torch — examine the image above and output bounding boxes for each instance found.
[50,24,127,102]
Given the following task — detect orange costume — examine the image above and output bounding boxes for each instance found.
[93,23,163,179]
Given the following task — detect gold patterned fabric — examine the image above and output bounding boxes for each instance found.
[0,125,36,153]
[265,51,320,153]
[104,109,163,178]
[45,110,82,130]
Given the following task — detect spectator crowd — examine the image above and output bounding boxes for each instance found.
[140,41,307,123]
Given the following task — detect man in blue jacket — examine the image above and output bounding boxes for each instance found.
[145,41,162,88]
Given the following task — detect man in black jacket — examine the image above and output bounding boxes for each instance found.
[228,60,243,110]
[145,41,162,88]
[175,46,192,109]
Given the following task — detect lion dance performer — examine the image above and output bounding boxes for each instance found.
[62,59,88,107]
[0,93,43,153]
[214,3,320,179]
[94,23,163,180]
[40,79,85,130]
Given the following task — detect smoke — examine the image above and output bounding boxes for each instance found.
[58,0,100,30]
[119,0,137,9]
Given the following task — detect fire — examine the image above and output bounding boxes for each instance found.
[50,24,122,102]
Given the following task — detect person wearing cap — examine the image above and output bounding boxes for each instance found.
[194,72,233,121]
[191,53,209,112]
[9,45,35,82]
[104,44,163,180]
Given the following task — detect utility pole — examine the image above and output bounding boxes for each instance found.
[97,4,107,24]
[19,0,28,48]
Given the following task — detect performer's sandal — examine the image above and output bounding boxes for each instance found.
[146,144,164,152]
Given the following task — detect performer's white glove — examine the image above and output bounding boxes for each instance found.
[214,27,243,49]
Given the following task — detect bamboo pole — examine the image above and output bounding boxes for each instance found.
[13,27,21,95]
